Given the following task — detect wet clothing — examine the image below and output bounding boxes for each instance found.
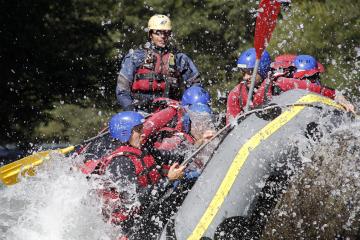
[142,100,188,142]
[226,77,336,123]
[274,77,335,98]
[81,144,168,232]
[226,79,272,123]
[116,43,200,111]
[150,127,195,165]
[142,103,194,171]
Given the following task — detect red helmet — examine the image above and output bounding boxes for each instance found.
[271,54,297,77]
[271,54,297,69]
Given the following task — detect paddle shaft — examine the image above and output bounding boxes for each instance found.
[82,130,109,144]
[244,59,261,112]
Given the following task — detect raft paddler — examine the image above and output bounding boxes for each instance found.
[148,102,216,176]
[226,48,272,123]
[292,54,325,85]
[116,14,200,112]
[141,87,215,171]
[276,54,355,113]
[226,48,356,123]
[80,111,185,232]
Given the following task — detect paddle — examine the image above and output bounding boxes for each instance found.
[244,0,281,112]
[0,128,109,186]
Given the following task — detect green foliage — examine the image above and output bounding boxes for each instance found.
[34,103,115,144]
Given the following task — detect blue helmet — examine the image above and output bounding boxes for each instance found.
[236,48,271,79]
[181,86,211,106]
[294,55,317,71]
[109,111,145,142]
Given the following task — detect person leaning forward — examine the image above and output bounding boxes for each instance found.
[80,112,185,235]
[116,14,200,112]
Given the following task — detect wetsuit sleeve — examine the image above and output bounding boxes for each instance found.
[320,86,336,99]
[226,84,242,124]
[274,78,336,99]
[116,75,134,110]
[176,53,200,86]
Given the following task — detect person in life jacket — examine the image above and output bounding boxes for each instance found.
[81,112,185,233]
[289,54,354,113]
[141,86,213,155]
[141,85,212,154]
[116,14,200,112]
[148,102,216,175]
[226,48,272,124]
[292,54,325,85]
[124,104,216,239]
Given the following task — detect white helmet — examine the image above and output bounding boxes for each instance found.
[148,14,172,31]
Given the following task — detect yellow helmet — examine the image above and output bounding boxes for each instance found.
[148,14,172,31]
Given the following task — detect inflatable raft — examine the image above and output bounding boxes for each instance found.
[154,89,345,240]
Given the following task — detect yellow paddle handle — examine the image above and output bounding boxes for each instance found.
[0,146,75,186]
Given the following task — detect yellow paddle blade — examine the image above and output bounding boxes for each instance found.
[0,146,75,186]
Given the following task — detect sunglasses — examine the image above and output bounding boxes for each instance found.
[152,30,172,37]
[240,69,253,75]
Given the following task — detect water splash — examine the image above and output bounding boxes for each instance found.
[262,121,360,239]
[0,153,118,240]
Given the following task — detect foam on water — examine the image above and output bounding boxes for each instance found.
[0,153,120,240]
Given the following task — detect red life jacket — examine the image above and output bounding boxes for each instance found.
[80,145,162,225]
[132,49,180,97]
[81,145,162,188]
[226,79,273,123]
[142,103,186,142]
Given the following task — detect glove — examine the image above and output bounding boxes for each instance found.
[172,169,200,189]
[184,169,200,180]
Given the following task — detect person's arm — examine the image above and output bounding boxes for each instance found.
[116,50,145,110]
[275,78,336,99]
[116,74,134,111]
[275,78,355,113]
[226,85,242,124]
[176,53,201,86]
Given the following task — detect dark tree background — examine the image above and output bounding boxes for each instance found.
[1,0,359,147]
